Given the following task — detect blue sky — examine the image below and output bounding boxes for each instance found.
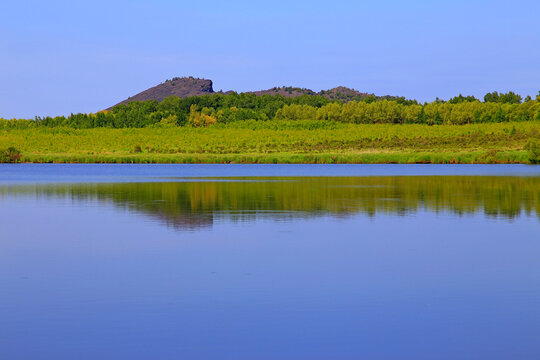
[1,0,539,118]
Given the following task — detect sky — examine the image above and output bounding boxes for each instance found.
[1,0,539,118]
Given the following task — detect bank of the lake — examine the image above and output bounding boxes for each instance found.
[1,121,538,164]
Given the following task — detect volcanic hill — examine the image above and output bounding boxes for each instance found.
[109,76,377,108]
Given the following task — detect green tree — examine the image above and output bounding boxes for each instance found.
[484,91,500,103]
[498,91,522,104]
[448,94,478,104]
[433,110,443,125]
[494,108,507,122]
[484,91,522,104]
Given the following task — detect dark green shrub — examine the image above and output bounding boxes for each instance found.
[0,147,22,163]
[524,139,540,164]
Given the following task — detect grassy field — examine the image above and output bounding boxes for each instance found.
[0,120,538,164]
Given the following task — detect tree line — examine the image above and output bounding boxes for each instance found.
[1,91,539,129]
[274,98,539,125]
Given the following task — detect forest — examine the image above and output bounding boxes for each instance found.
[1,91,539,129]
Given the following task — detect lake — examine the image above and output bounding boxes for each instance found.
[1,164,539,360]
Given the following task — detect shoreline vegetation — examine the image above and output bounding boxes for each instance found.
[1,91,539,164]
[1,121,538,164]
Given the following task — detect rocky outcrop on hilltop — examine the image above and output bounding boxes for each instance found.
[248,86,373,101]
[110,77,214,108]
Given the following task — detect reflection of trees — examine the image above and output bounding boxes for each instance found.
[1,176,538,230]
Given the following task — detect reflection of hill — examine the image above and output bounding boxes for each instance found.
[1,176,538,230]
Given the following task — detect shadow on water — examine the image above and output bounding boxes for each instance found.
[1,176,538,230]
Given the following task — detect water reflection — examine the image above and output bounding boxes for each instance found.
[1,176,538,230]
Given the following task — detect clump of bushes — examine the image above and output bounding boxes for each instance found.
[524,139,540,164]
[0,146,22,163]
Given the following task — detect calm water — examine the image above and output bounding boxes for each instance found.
[1,165,539,360]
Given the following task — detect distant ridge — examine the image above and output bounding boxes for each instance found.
[248,86,372,101]
[109,76,379,109]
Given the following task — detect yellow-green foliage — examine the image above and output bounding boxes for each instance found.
[275,100,540,124]
[0,118,37,129]
[0,121,537,163]
[188,105,218,127]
